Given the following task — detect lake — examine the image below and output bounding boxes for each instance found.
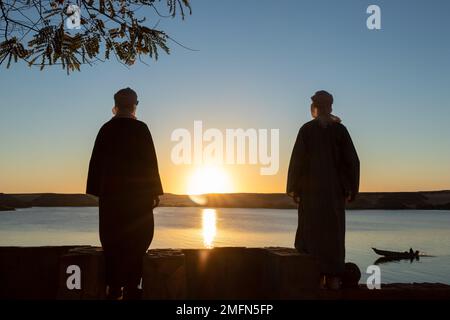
[1,207,449,284]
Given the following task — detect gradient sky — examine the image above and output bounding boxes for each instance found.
[1,0,450,194]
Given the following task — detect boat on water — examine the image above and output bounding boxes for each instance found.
[372,247,419,259]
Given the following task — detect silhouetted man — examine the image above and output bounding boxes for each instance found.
[287,90,359,290]
[86,88,163,299]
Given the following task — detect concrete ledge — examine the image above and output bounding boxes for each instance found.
[2,246,449,300]
[55,246,320,299]
[0,246,319,299]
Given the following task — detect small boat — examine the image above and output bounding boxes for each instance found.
[372,247,419,259]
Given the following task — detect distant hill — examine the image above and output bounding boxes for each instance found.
[161,191,450,210]
[2,191,450,210]
[0,193,30,210]
[347,191,450,210]
[11,193,98,207]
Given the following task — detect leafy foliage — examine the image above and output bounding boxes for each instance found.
[0,0,191,74]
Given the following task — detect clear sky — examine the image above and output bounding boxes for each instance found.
[1,0,450,194]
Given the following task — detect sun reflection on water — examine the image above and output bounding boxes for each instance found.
[202,209,217,248]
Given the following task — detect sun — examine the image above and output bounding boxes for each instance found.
[187,166,233,195]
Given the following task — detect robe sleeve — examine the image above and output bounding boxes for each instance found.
[142,125,164,196]
[287,126,308,196]
[340,126,360,200]
[86,128,104,197]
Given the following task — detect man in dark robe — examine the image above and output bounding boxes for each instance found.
[287,90,359,289]
[86,87,163,299]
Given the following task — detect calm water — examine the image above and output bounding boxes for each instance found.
[1,207,449,284]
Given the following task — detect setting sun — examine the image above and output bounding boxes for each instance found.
[187,166,233,195]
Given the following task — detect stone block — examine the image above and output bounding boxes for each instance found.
[263,247,320,299]
[57,246,105,300]
[182,247,267,299]
[0,246,77,299]
[142,249,186,299]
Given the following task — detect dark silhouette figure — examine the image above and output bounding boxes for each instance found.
[86,88,163,299]
[287,90,360,290]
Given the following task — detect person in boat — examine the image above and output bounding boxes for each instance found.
[86,88,163,299]
[287,90,360,290]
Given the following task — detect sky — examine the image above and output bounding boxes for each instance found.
[1,0,450,194]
